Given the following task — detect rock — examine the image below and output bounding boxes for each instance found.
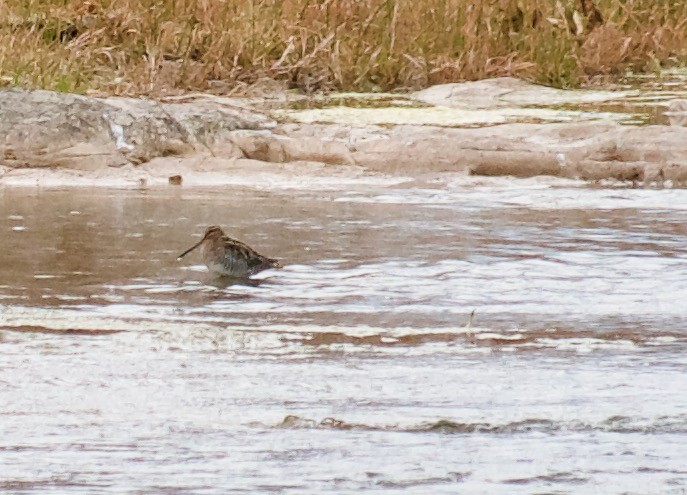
[668,114,687,127]
[667,99,687,114]
[466,152,561,178]
[662,163,687,184]
[566,160,646,182]
[413,77,636,109]
[0,88,274,170]
[666,100,687,126]
[3,79,687,187]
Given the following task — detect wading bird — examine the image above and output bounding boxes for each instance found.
[177,226,281,277]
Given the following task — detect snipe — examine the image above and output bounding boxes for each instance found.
[177,226,282,277]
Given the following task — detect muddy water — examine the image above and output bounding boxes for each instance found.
[2,178,687,494]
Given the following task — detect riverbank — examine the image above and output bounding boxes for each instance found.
[2,77,687,187]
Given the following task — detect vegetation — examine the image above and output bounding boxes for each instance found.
[1,0,686,95]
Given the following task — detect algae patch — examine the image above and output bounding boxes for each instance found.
[279,76,687,128]
[277,105,631,127]
[287,93,431,111]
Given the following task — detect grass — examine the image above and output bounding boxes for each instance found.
[0,0,686,95]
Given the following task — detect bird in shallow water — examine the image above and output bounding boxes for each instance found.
[177,226,282,278]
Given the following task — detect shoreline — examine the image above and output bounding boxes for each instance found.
[2,77,687,189]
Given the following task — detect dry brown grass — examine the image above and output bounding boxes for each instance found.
[1,0,686,95]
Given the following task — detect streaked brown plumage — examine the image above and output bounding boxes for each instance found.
[177,226,282,277]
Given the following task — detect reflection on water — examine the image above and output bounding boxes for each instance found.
[2,178,687,494]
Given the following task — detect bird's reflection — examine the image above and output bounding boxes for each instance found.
[207,276,270,290]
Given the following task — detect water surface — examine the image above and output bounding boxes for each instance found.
[2,177,687,494]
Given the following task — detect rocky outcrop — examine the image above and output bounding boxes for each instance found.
[413,78,634,108]
[1,78,687,186]
[0,88,272,170]
[224,121,687,184]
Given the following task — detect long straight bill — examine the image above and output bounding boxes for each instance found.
[177,239,204,260]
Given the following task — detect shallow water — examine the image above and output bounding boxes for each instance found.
[2,177,687,494]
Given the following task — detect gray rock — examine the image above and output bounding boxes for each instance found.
[413,77,635,109]
[0,88,273,169]
[666,99,687,127]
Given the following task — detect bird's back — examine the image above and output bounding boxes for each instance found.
[206,234,281,277]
